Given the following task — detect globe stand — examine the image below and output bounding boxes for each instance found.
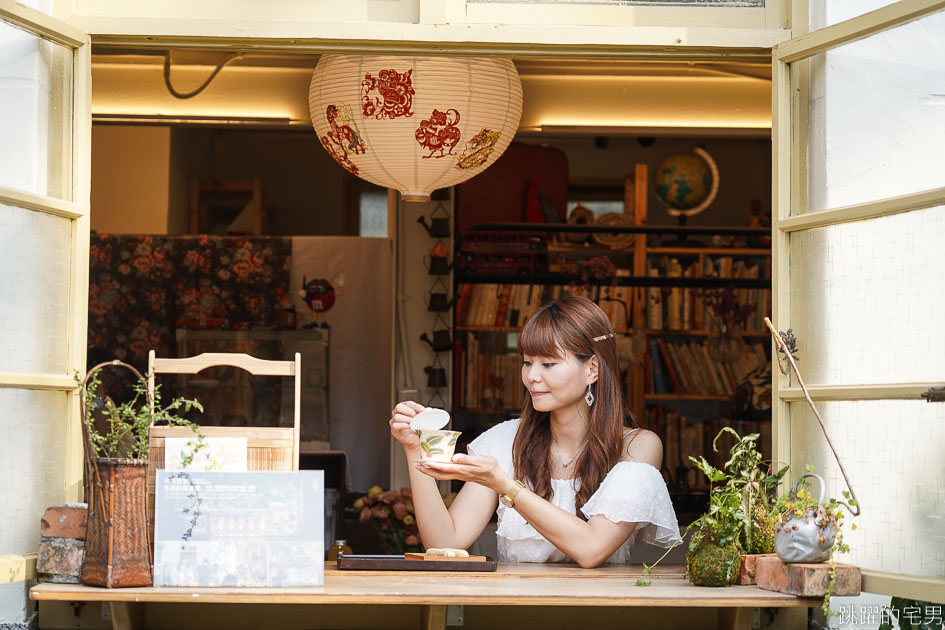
[660,215,704,248]
[653,147,719,247]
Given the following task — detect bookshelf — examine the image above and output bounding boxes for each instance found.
[451,167,772,522]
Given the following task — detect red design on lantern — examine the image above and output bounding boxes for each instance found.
[455,128,501,170]
[321,104,367,175]
[361,69,415,120]
[416,109,461,159]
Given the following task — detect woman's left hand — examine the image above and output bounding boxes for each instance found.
[416,454,510,494]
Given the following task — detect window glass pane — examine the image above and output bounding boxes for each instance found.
[16,0,55,14]
[803,9,945,214]
[0,388,68,555]
[789,400,945,578]
[359,190,388,237]
[0,203,72,373]
[0,19,72,200]
[788,205,945,385]
[809,0,899,30]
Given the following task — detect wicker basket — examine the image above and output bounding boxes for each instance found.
[591,212,635,249]
[566,204,594,243]
[79,360,154,588]
[81,458,153,587]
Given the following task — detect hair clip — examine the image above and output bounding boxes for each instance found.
[593,333,615,342]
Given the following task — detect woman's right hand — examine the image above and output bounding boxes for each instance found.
[389,400,425,452]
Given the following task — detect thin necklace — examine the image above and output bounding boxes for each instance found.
[552,440,587,468]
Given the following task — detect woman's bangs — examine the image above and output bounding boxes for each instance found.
[518,308,565,359]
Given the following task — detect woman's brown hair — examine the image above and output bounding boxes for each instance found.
[513,296,636,515]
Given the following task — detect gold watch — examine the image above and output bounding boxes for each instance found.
[499,480,525,508]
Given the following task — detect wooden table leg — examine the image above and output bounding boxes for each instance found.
[421,604,447,630]
[718,607,753,630]
[109,602,144,630]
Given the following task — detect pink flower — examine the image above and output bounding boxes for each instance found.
[359,508,372,524]
[379,490,401,504]
[399,487,412,498]
[372,506,390,520]
[393,503,407,519]
[405,535,419,546]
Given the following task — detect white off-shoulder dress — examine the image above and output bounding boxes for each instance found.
[467,418,681,564]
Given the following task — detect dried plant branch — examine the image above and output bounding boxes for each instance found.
[763,317,861,517]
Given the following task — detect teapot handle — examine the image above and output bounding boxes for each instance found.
[791,472,826,505]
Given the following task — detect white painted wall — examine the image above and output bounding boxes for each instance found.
[390,194,453,491]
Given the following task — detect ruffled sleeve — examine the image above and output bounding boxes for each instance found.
[580,461,681,548]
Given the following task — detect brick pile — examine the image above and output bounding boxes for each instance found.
[37,503,88,583]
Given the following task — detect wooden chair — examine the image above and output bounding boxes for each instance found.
[145,351,302,539]
[146,350,302,468]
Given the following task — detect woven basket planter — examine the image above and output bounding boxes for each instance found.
[81,458,152,588]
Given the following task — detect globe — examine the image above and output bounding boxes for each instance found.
[653,148,718,216]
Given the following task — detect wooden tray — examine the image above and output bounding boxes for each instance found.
[336,554,497,572]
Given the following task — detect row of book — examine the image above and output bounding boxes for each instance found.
[647,256,771,333]
[644,406,773,491]
[647,340,768,396]
[454,333,524,411]
[456,281,630,332]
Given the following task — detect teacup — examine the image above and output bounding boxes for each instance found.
[417,429,461,462]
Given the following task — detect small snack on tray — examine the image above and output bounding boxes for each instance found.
[424,548,470,558]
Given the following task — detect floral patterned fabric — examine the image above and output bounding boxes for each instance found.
[88,235,292,370]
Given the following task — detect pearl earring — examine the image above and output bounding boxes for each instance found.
[584,385,594,407]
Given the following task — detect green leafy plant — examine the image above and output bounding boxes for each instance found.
[78,361,205,462]
[637,428,788,587]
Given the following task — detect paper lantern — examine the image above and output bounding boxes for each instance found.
[309,54,523,202]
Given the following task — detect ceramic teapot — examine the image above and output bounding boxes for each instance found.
[774,473,836,564]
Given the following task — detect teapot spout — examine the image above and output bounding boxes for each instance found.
[416,216,434,236]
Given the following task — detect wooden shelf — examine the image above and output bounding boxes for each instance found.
[644,394,733,401]
[647,247,771,256]
[547,245,771,257]
[645,329,771,337]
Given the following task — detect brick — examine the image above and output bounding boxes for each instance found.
[40,505,88,540]
[738,553,777,585]
[755,556,861,597]
[37,537,85,578]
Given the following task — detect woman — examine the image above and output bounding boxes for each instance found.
[389,296,680,567]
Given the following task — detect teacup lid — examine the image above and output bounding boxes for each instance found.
[409,407,451,430]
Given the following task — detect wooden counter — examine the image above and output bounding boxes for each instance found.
[31,563,818,630]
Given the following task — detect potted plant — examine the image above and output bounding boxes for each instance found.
[685,429,787,586]
[772,468,855,616]
[637,428,787,587]
[78,360,205,588]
